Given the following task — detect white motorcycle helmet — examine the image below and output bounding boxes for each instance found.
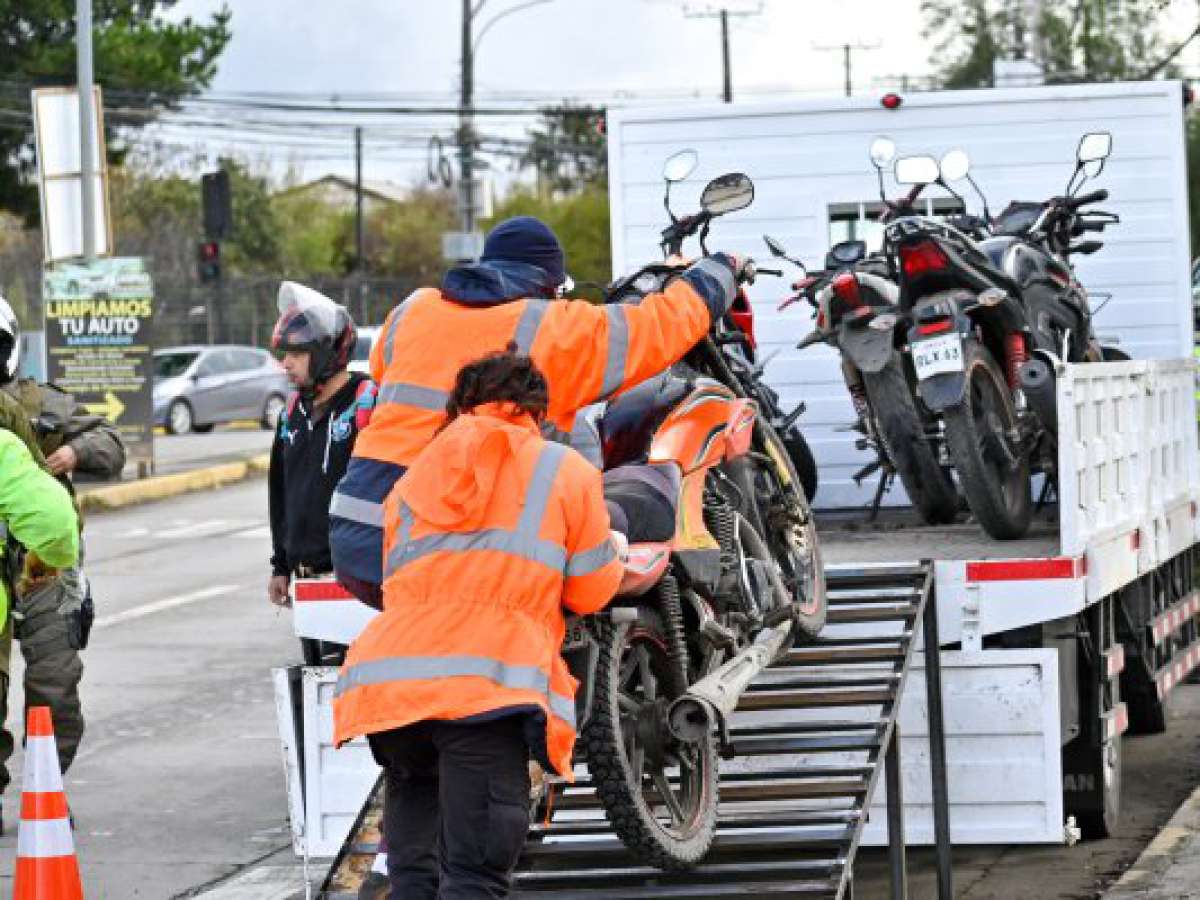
[0,295,19,383]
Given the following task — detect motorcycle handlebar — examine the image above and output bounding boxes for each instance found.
[1066,188,1108,210]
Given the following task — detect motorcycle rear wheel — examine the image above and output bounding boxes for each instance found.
[863,355,959,525]
[581,607,719,870]
[943,342,1032,540]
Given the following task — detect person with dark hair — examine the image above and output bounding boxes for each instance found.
[267,283,377,664]
[329,214,748,607]
[334,349,624,899]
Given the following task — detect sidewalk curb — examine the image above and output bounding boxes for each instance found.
[1103,784,1200,898]
[78,453,272,513]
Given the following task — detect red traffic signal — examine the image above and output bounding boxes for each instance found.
[881,93,903,110]
[198,241,221,283]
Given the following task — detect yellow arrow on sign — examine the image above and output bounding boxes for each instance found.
[84,391,126,423]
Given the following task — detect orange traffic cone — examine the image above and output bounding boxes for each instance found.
[13,706,83,899]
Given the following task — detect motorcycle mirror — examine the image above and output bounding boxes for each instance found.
[940,149,970,182]
[1077,132,1112,165]
[828,240,867,266]
[700,172,755,215]
[763,234,808,274]
[663,149,699,184]
[894,155,940,186]
[869,136,897,170]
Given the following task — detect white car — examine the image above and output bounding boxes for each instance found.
[348,326,381,375]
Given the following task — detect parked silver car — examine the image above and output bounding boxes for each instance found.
[153,345,290,434]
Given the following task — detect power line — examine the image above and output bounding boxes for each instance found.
[682,3,765,102]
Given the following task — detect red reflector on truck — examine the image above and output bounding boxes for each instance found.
[294,581,357,602]
[965,556,1086,582]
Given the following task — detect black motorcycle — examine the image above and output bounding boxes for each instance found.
[765,156,958,525]
[886,132,1119,539]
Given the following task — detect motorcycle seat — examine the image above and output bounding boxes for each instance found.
[603,462,680,544]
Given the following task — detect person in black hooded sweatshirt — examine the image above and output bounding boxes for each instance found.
[266,282,377,665]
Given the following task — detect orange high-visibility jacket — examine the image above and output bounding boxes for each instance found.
[333,403,624,776]
[354,268,728,469]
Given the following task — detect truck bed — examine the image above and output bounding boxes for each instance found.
[816,507,1060,565]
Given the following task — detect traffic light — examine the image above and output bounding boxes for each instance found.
[198,241,221,284]
[202,170,232,239]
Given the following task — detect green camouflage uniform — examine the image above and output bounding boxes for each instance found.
[0,378,124,794]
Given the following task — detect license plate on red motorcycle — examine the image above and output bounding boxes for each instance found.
[912,334,964,379]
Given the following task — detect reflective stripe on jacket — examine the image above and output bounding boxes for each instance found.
[333,404,623,776]
[329,260,729,598]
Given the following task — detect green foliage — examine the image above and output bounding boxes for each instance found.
[274,191,351,277]
[923,0,1184,89]
[483,184,612,291]
[0,1,231,220]
[363,187,458,285]
[519,104,608,193]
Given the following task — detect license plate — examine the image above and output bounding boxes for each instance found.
[912,333,964,379]
[562,617,589,651]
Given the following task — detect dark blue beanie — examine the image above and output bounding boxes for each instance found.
[481,216,566,286]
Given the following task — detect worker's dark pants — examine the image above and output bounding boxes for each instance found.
[369,717,531,900]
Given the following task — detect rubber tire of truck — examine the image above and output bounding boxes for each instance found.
[942,341,1033,540]
[1118,578,1168,735]
[862,355,958,525]
[1065,598,1123,840]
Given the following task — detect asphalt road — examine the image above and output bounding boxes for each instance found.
[0,478,1197,899]
[0,479,299,898]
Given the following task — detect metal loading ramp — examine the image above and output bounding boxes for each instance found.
[512,562,952,900]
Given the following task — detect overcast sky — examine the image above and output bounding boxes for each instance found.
[159,0,1200,187]
[161,0,934,183]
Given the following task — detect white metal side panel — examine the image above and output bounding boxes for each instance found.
[860,649,1064,846]
[607,81,1192,509]
[300,667,379,858]
[1058,359,1199,565]
[272,667,307,856]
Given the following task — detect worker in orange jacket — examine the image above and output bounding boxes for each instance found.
[329,215,742,605]
[334,349,624,899]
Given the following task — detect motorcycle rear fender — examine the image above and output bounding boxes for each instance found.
[839,322,894,374]
[614,542,672,598]
[916,371,968,411]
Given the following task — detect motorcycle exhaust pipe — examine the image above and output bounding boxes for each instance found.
[667,618,794,743]
[1018,355,1058,437]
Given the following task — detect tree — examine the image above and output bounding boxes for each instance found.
[518,104,608,193]
[0,2,232,221]
[922,0,1193,88]
[362,187,458,286]
[483,185,611,293]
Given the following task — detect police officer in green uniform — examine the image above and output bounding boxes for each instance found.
[0,296,125,831]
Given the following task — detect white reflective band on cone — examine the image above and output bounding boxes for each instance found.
[22,737,64,793]
[17,818,75,858]
[372,852,388,875]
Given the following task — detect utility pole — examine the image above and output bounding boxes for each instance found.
[354,126,364,272]
[684,4,763,103]
[459,0,476,234]
[76,0,96,262]
[813,40,881,97]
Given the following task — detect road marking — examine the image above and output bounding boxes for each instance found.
[234,525,272,539]
[94,584,241,630]
[193,863,309,899]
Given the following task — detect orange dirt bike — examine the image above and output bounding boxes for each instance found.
[555,155,827,870]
